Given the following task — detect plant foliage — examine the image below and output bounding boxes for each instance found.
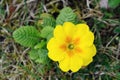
[108,0,120,8]
[13,26,40,47]
[56,7,77,25]
[37,13,56,27]
[114,26,120,33]
[34,40,46,49]
[29,49,49,64]
[40,26,54,41]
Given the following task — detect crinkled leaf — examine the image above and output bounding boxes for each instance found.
[56,7,77,25]
[29,49,38,60]
[37,13,56,27]
[13,26,40,47]
[46,32,53,42]
[34,40,46,49]
[40,26,54,39]
[29,49,49,64]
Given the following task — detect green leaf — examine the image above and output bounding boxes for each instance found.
[29,49,39,60]
[34,40,46,49]
[56,7,77,25]
[116,73,120,79]
[13,26,40,47]
[114,27,120,33]
[108,0,120,8]
[37,13,56,27]
[29,49,49,64]
[0,5,5,17]
[46,32,53,41]
[40,26,54,39]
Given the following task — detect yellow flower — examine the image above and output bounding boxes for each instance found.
[47,22,96,72]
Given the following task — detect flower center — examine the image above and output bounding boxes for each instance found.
[68,44,74,50]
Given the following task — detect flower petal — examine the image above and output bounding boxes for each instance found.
[74,24,89,38]
[70,54,83,72]
[82,58,93,66]
[74,24,94,47]
[48,51,65,61]
[54,25,65,40]
[63,22,76,36]
[80,31,94,47]
[59,55,70,72]
[78,45,96,66]
[79,45,96,59]
[47,38,65,61]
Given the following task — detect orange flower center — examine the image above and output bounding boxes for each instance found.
[60,36,82,57]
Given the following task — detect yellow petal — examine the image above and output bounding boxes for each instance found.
[79,45,96,59]
[91,45,96,57]
[82,58,93,66]
[70,54,83,72]
[74,24,94,47]
[86,44,96,57]
[78,45,96,66]
[59,55,70,72]
[48,51,65,61]
[73,24,91,46]
[47,38,55,50]
[63,22,76,36]
[74,24,89,38]
[80,31,94,47]
[47,38,63,50]
[54,25,65,40]
[47,38,65,61]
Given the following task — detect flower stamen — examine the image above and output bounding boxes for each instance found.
[68,44,74,49]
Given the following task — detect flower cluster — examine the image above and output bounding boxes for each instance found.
[47,22,96,72]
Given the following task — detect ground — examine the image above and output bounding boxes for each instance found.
[0,0,120,80]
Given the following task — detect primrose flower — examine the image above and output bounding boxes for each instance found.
[47,22,96,72]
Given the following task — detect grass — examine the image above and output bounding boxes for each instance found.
[0,0,120,80]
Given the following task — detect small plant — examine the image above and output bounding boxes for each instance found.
[108,0,120,8]
[13,7,96,73]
